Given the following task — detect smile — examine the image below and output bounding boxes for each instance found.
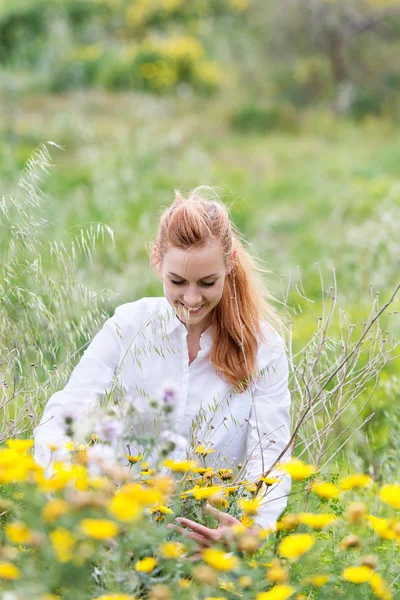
[179,302,205,315]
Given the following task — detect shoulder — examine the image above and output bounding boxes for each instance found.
[255,320,287,370]
[108,297,171,334]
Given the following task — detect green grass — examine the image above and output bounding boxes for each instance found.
[0,89,399,469]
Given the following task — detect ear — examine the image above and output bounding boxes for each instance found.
[153,245,162,272]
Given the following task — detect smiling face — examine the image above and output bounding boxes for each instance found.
[156,240,229,334]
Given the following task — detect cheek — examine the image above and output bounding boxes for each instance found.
[163,281,176,299]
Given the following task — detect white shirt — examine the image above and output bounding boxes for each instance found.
[33,297,291,531]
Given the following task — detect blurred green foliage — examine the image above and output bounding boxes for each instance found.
[2,0,400,118]
[0,0,248,93]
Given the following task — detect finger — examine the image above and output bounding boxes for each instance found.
[204,503,241,525]
[169,523,213,547]
[175,517,219,541]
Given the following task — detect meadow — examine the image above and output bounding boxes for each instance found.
[1,87,399,599]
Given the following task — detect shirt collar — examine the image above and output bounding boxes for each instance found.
[160,300,212,349]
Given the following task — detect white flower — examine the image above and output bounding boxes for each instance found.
[158,378,180,406]
[94,417,124,442]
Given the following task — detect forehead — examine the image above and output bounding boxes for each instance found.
[163,241,225,279]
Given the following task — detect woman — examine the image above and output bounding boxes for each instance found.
[34,188,291,548]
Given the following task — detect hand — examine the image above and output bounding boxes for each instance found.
[167,503,263,560]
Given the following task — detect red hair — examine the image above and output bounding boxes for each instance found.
[152,187,282,390]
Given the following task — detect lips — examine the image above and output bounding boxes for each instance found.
[179,302,205,315]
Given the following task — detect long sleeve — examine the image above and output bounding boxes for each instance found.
[33,307,124,473]
[245,343,292,532]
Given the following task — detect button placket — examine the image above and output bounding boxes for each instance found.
[174,326,190,435]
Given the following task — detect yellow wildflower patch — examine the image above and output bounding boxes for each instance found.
[134,556,157,572]
[6,521,34,545]
[123,453,143,464]
[278,459,316,480]
[278,533,315,560]
[303,574,331,587]
[238,496,264,515]
[195,445,216,456]
[50,528,75,563]
[93,594,135,600]
[42,499,70,523]
[6,439,34,453]
[159,541,186,559]
[297,513,337,529]
[368,515,397,540]
[0,561,21,580]
[186,484,226,500]
[311,481,340,499]
[379,483,400,509]
[369,572,393,600]
[256,584,296,600]
[80,518,119,540]
[266,559,289,583]
[342,565,372,583]
[162,459,197,472]
[339,474,373,490]
[202,548,239,571]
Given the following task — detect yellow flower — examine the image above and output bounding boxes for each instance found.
[369,572,393,600]
[256,585,296,600]
[218,468,234,480]
[266,559,289,583]
[5,521,33,545]
[178,578,192,589]
[50,528,75,563]
[135,556,157,572]
[209,495,229,509]
[187,485,226,500]
[342,565,372,583]
[297,513,337,529]
[305,575,331,587]
[238,496,264,515]
[42,499,70,523]
[278,459,316,480]
[123,453,143,464]
[202,548,239,571]
[150,504,173,515]
[195,445,216,456]
[278,533,315,560]
[311,481,340,499]
[339,474,373,490]
[367,515,396,540]
[276,514,299,532]
[0,561,20,580]
[159,541,186,559]
[6,439,34,453]
[239,575,252,588]
[80,518,119,540]
[93,594,135,600]
[162,459,197,472]
[379,484,400,509]
[259,476,278,486]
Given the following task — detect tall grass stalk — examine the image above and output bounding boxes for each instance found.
[0,143,115,442]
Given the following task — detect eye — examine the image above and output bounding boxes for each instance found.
[171,280,185,285]
[200,281,216,287]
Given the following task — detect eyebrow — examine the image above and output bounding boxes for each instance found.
[168,272,219,281]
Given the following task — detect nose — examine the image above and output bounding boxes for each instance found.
[183,286,203,307]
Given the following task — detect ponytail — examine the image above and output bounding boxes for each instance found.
[152,187,282,390]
